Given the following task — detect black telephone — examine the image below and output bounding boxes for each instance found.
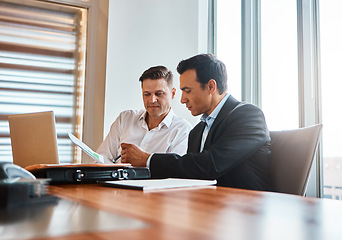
[0,162,36,180]
[0,163,58,209]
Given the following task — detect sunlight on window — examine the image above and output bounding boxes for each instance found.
[216,0,241,101]
[261,0,298,131]
[320,0,342,200]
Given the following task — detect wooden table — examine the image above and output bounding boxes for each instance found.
[35,184,342,240]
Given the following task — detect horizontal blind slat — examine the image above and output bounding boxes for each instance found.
[0,16,76,32]
[0,63,74,74]
[0,43,74,58]
[0,2,76,27]
[0,114,73,123]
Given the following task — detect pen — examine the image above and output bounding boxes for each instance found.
[113,155,121,163]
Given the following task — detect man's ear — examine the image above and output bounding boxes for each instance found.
[207,79,217,93]
[171,87,176,99]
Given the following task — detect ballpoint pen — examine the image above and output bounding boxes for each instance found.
[113,155,121,163]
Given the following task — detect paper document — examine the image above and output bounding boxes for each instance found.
[68,133,104,163]
[102,178,217,190]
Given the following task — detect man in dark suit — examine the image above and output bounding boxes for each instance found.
[121,53,272,191]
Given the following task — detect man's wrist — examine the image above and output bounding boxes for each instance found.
[146,153,154,168]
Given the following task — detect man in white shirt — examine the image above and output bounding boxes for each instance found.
[96,66,192,164]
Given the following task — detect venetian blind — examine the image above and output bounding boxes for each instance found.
[0,0,87,163]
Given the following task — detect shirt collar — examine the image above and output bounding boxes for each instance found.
[161,108,174,128]
[139,108,174,129]
[201,93,230,123]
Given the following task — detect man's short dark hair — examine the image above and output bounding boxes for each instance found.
[139,65,173,88]
[177,53,227,94]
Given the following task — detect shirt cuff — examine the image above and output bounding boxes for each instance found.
[146,153,154,168]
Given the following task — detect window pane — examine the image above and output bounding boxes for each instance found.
[261,0,298,131]
[216,0,241,101]
[320,0,342,200]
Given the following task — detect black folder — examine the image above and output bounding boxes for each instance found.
[26,164,151,184]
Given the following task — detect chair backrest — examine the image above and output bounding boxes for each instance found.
[270,124,322,196]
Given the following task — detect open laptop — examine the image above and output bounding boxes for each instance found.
[8,111,59,168]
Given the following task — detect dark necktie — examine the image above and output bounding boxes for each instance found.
[198,121,207,152]
[198,121,206,134]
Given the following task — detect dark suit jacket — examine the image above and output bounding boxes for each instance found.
[150,96,272,191]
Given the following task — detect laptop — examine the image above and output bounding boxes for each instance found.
[8,111,59,168]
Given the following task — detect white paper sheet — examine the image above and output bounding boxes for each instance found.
[102,178,217,190]
[68,132,105,163]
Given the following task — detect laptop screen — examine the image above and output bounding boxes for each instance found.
[8,111,59,168]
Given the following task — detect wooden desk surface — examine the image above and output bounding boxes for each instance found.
[41,184,342,240]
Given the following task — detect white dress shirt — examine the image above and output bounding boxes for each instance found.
[96,109,192,164]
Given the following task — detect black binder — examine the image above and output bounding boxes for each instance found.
[26,164,151,184]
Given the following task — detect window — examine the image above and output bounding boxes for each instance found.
[260,0,298,131]
[216,0,241,101]
[216,0,298,129]
[215,0,323,197]
[0,0,87,163]
[320,0,342,200]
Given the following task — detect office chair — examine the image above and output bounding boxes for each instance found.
[270,124,323,196]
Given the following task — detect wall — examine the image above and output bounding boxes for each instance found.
[103,0,208,138]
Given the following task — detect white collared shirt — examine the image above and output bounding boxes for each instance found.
[96,109,192,164]
[200,93,230,152]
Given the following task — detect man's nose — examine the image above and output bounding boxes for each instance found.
[150,94,157,102]
[180,93,187,104]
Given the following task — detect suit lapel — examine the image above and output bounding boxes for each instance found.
[203,95,241,148]
[188,121,206,152]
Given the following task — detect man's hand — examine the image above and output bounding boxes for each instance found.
[120,143,150,167]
